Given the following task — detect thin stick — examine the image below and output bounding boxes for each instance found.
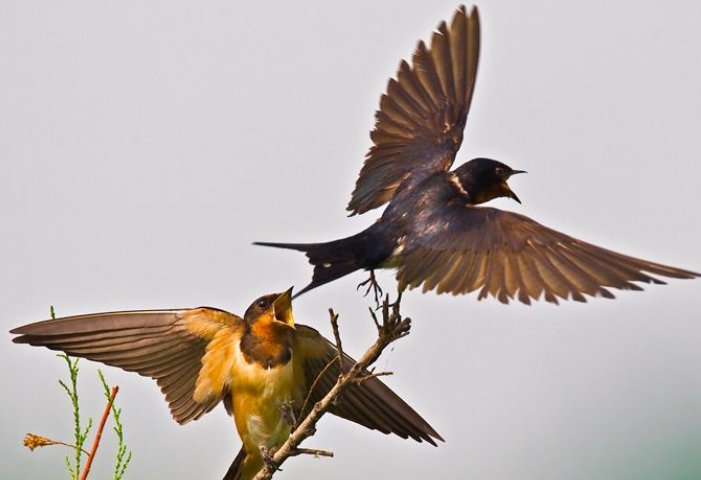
[353,371,393,385]
[79,386,118,480]
[296,308,346,426]
[291,448,334,458]
[329,308,343,361]
[251,294,411,480]
[296,357,336,427]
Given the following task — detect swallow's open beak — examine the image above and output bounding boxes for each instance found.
[499,181,522,204]
[505,169,526,203]
[272,287,295,330]
[505,186,522,204]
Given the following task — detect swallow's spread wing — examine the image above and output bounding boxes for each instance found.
[347,5,480,216]
[11,308,243,424]
[398,203,700,304]
[292,324,442,445]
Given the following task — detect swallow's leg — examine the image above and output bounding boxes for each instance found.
[260,446,282,473]
[280,400,296,427]
[387,290,403,311]
[357,270,383,309]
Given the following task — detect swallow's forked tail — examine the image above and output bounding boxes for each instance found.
[223,447,267,480]
[254,230,378,297]
[222,447,247,480]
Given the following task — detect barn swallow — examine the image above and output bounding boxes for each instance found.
[255,6,699,304]
[11,289,441,480]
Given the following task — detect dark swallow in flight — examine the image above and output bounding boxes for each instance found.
[11,290,441,480]
[255,6,699,304]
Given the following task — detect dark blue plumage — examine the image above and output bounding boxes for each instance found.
[255,7,699,304]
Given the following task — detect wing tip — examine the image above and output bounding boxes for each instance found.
[9,320,52,336]
[11,334,29,344]
[425,427,445,446]
[453,5,479,24]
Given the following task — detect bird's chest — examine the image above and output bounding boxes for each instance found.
[232,353,294,397]
[231,349,295,453]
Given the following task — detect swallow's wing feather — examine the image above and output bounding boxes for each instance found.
[11,308,243,424]
[292,324,442,445]
[398,203,700,304]
[347,5,480,215]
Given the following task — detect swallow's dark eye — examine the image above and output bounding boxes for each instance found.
[256,298,270,309]
[495,167,505,176]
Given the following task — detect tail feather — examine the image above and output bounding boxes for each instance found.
[254,237,369,297]
[221,448,249,480]
[252,241,314,252]
[255,224,396,296]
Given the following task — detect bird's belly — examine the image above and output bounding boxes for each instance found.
[231,360,294,455]
[358,221,405,270]
[245,401,292,452]
[378,236,407,270]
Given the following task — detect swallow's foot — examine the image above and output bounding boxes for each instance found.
[280,400,296,427]
[260,446,282,473]
[387,290,403,312]
[357,270,383,309]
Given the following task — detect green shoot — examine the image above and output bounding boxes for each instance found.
[98,370,132,480]
[57,353,92,480]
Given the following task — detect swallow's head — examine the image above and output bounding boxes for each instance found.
[244,287,295,332]
[455,158,526,205]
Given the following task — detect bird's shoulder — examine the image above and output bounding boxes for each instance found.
[384,170,470,223]
[181,307,244,339]
[187,307,247,404]
[292,324,330,360]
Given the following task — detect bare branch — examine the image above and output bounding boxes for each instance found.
[296,356,335,428]
[290,448,334,459]
[352,371,393,385]
[297,308,347,426]
[251,293,410,480]
[329,308,343,362]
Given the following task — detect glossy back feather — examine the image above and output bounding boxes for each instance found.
[255,222,397,297]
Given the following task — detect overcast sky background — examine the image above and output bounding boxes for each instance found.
[2,1,701,479]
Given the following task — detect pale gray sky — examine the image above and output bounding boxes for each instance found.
[2,1,700,479]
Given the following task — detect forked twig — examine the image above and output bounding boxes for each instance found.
[353,371,393,385]
[251,293,410,480]
[290,448,334,458]
[329,308,343,362]
[296,355,337,428]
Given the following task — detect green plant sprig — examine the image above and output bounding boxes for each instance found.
[98,370,132,480]
[57,353,92,480]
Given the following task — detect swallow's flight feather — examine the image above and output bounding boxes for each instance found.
[11,290,441,480]
[255,6,699,304]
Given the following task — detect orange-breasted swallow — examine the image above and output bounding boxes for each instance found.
[255,6,699,304]
[11,289,441,480]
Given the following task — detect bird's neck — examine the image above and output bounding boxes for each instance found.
[452,170,496,205]
[448,170,478,204]
[240,324,292,369]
